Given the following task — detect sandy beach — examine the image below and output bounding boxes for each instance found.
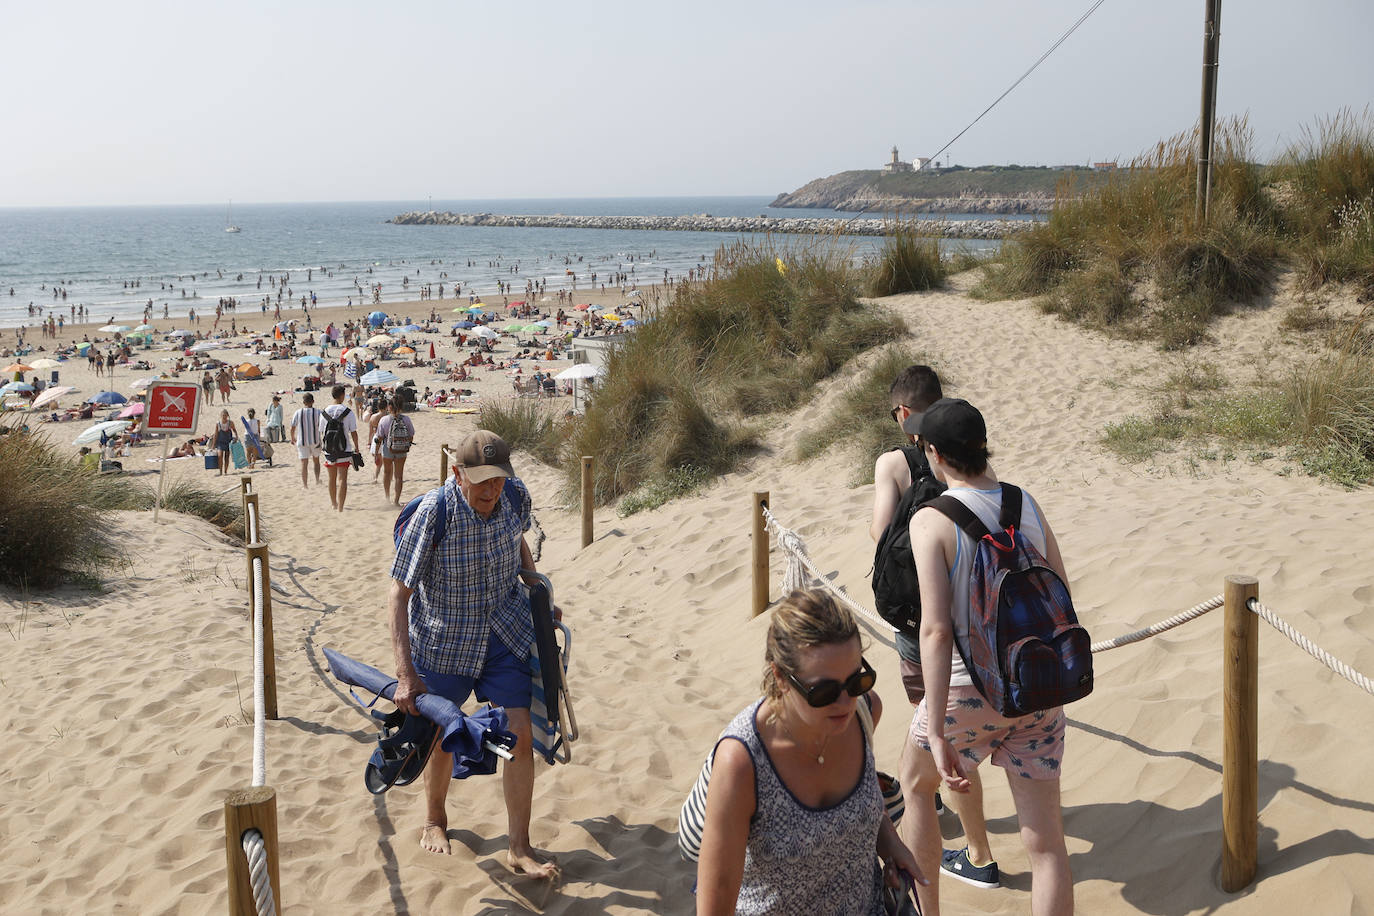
[2,273,1372,914]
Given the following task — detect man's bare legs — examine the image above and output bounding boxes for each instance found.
[901,737,947,916]
[502,708,557,877]
[415,707,555,877]
[947,767,993,866]
[1005,775,1073,915]
[326,464,350,510]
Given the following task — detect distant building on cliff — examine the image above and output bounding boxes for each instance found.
[913,157,932,171]
[1093,161,1118,171]
[882,146,914,173]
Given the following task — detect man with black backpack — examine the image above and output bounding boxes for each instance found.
[906,399,1076,916]
[318,384,360,511]
[870,366,1000,894]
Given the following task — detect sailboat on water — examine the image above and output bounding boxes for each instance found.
[225,200,241,233]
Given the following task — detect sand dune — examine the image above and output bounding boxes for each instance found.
[2,280,1372,914]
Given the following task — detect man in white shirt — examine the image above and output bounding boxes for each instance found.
[318,384,361,511]
[289,392,323,488]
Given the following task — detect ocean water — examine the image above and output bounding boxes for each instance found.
[0,197,1013,329]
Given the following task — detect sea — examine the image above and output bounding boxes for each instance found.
[0,197,1024,330]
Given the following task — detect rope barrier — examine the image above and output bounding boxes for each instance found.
[758,506,1370,691]
[1249,599,1374,697]
[1090,596,1223,653]
[247,502,259,545]
[242,829,277,916]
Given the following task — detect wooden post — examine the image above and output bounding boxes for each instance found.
[240,475,253,498]
[224,786,280,915]
[751,491,770,617]
[245,542,279,720]
[440,442,449,484]
[1221,573,1258,892]
[580,456,594,548]
[1195,0,1223,224]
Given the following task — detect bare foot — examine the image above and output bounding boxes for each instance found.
[508,846,559,879]
[420,823,450,855]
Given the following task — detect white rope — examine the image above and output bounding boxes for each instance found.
[241,828,277,916]
[1249,599,1374,697]
[1090,595,1224,653]
[247,502,259,544]
[250,557,267,788]
[760,505,897,633]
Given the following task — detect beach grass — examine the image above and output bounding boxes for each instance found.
[160,480,248,541]
[864,223,946,297]
[565,237,906,503]
[478,399,565,467]
[795,346,926,485]
[0,432,126,587]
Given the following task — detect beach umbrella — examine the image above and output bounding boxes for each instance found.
[29,358,62,370]
[554,364,602,381]
[466,304,486,313]
[453,320,476,329]
[428,343,435,360]
[189,340,220,352]
[341,346,374,361]
[390,324,422,334]
[87,390,128,405]
[116,402,146,419]
[31,385,75,408]
[167,328,194,338]
[360,368,400,386]
[296,355,324,365]
[533,319,553,328]
[367,311,387,327]
[134,324,154,332]
[502,323,526,332]
[601,314,623,323]
[75,342,91,353]
[367,334,394,346]
[129,376,161,390]
[3,363,34,373]
[1,381,34,394]
[451,307,469,313]
[573,303,591,311]
[98,324,132,333]
[73,419,131,445]
[394,346,415,355]
[472,326,499,340]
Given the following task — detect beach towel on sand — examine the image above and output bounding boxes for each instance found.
[323,648,517,782]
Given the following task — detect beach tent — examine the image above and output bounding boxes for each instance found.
[237,363,264,379]
[359,368,400,387]
[87,390,128,405]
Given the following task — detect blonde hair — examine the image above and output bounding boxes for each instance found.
[760,589,860,699]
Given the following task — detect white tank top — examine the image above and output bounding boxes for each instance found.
[940,485,1049,686]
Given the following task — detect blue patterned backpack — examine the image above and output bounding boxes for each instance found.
[926,484,1093,717]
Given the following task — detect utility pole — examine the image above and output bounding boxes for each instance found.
[1195,0,1223,225]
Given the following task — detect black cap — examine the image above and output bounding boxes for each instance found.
[913,398,987,459]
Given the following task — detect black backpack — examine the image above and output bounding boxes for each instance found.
[323,406,351,456]
[871,446,947,637]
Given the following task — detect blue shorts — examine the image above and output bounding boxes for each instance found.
[414,634,531,710]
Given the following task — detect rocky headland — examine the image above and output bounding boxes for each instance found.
[769,165,1099,213]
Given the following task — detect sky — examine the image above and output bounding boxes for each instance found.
[2,0,1370,207]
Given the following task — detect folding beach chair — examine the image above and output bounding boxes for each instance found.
[524,571,578,765]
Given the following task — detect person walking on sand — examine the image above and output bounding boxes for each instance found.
[388,431,559,878]
[318,384,360,511]
[870,365,1001,892]
[216,367,232,404]
[290,392,323,488]
[212,409,237,476]
[376,397,414,506]
[907,399,1074,915]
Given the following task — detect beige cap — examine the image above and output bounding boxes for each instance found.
[450,429,514,483]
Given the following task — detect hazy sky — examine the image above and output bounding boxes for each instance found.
[3,0,1370,207]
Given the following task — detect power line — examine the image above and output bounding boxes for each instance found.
[926,0,1110,165]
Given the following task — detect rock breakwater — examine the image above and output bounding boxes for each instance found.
[388,211,1033,240]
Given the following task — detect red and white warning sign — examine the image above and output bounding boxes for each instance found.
[143,380,202,434]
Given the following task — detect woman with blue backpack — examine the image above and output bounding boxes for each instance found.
[906,398,1085,916]
[375,397,415,506]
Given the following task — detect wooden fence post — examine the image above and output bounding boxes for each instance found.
[1221,574,1259,892]
[245,542,279,721]
[440,442,450,484]
[751,491,770,617]
[240,475,253,498]
[224,786,280,915]
[580,456,594,548]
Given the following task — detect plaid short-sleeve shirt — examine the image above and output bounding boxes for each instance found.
[390,475,534,677]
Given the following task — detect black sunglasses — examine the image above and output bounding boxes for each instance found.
[889,405,905,423]
[786,658,877,707]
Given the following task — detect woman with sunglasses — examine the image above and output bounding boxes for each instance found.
[696,589,925,915]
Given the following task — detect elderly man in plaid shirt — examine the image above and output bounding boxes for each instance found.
[389,429,558,877]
